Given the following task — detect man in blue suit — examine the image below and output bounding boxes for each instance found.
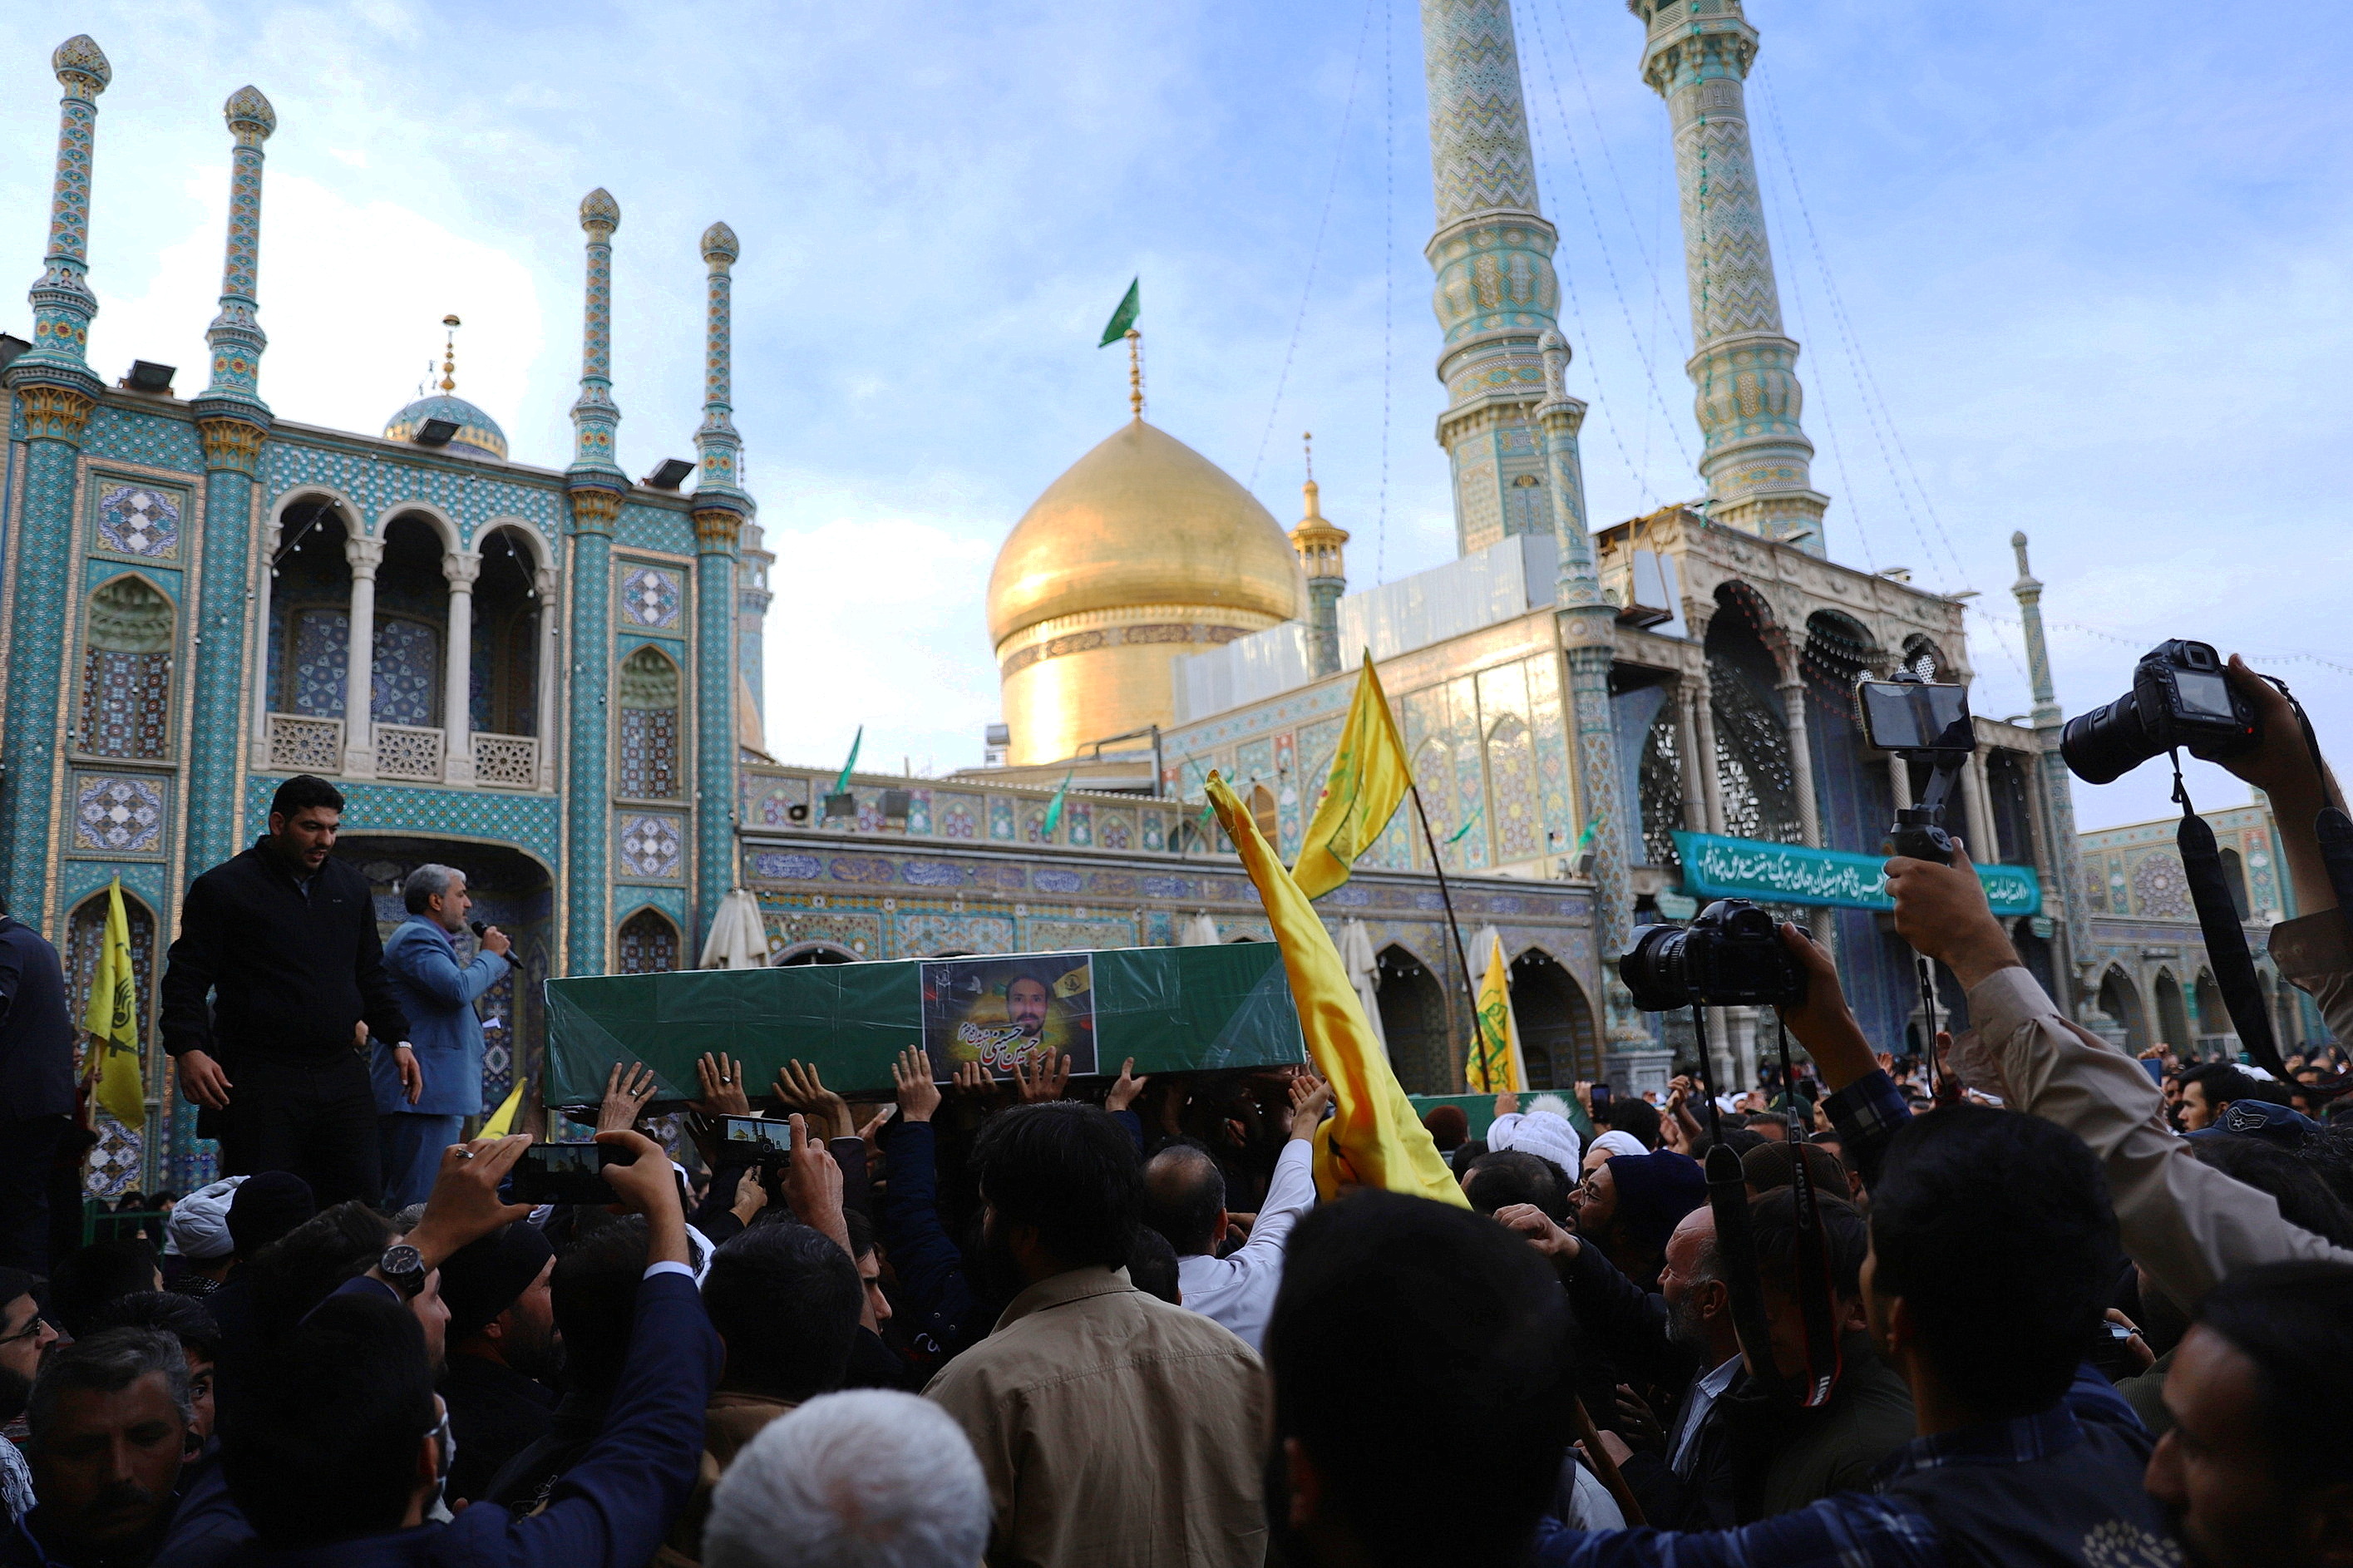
[373,865,511,1209]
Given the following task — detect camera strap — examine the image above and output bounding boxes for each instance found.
[2167,754,2286,1077]
[1773,1013,1842,1408]
[1702,1139,1788,1408]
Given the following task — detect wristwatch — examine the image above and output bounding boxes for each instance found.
[378,1243,428,1299]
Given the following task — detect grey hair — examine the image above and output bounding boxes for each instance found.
[402,863,466,915]
[28,1328,191,1446]
[703,1390,989,1568]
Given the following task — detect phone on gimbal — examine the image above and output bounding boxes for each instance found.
[1856,673,1976,861]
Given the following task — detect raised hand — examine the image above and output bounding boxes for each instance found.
[1011,1050,1071,1103]
[1289,1072,1334,1141]
[691,1053,751,1117]
[593,1128,689,1266]
[951,1060,997,1101]
[401,1135,537,1270]
[782,1112,851,1257]
[892,1046,942,1122]
[773,1059,853,1141]
[857,1102,897,1160]
[1492,1201,1581,1267]
[1105,1058,1149,1115]
[597,1062,659,1133]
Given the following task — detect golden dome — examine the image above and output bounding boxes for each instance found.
[988,419,1305,766]
[988,420,1303,646]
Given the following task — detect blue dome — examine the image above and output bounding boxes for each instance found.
[384,394,508,461]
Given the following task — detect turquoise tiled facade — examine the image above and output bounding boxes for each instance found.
[0,42,762,1194]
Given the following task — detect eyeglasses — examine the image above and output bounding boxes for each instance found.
[0,1314,51,1349]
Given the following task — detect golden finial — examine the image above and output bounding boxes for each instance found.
[1125,328,1143,421]
[439,313,461,393]
[1303,431,1315,482]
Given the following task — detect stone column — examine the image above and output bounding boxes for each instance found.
[1690,663,1725,835]
[1964,747,1998,863]
[251,516,278,746]
[535,565,561,790]
[441,552,479,784]
[2013,531,2090,1013]
[693,506,743,927]
[1675,680,1707,832]
[0,37,111,915]
[564,189,627,975]
[186,86,278,876]
[1779,677,1822,847]
[340,535,382,777]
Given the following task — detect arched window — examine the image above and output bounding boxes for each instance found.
[1508,948,1600,1087]
[79,576,173,758]
[1637,706,1684,868]
[617,908,679,974]
[2095,966,2149,1054]
[1899,634,1946,680]
[2153,970,2190,1054]
[617,646,681,799]
[1706,592,1802,846]
[1375,944,1451,1094]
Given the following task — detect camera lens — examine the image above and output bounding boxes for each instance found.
[2060,692,2156,786]
[1617,922,1692,1013]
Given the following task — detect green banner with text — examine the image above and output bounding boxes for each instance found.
[1672,831,2041,917]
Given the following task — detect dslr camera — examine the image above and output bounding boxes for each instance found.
[2061,639,2257,785]
[1618,898,1808,1013]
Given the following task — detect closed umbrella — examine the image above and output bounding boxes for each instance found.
[1339,919,1388,1059]
[699,887,768,969]
[1180,911,1221,947]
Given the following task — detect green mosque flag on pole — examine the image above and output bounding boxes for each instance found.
[1098,278,1140,347]
[833,726,863,795]
[1042,768,1074,835]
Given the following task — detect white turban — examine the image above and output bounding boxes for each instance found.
[1487,1110,1583,1174]
[1588,1130,1650,1162]
[164,1176,247,1260]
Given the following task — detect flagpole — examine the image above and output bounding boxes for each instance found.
[1410,783,1489,1087]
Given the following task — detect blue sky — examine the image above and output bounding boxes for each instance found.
[2,0,2346,834]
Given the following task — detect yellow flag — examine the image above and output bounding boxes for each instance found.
[479,1080,526,1139]
[1291,658,1413,900]
[1207,773,1467,1207]
[81,878,145,1130]
[1467,934,1523,1094]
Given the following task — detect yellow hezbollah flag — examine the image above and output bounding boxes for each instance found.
[1466,933,1523,1094]
[80,878,145,1130]
[1291,658,1413,900]
[479,1080,526,1139]
[1207,772,1466,1207]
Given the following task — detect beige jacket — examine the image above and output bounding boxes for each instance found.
[656,1390,799,1568]
[925,1265,1269,1568]
[1960,963,2353,1309]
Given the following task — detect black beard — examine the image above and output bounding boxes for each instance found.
[0,1364,27,1425]
[505,1329,566,1386]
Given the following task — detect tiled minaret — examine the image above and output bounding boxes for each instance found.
[564,189,624,974]
[2011,531,2089,1014]
[1630,0,1828,553]
[1,36,112,914]
[185,86,277,878]
[1288,435,1347,678]
[1534,331,1651,1063]
[1418,0,1566,557]
[689,222,751,938]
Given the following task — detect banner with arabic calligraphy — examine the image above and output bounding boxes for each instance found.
[1672,832,2042,917]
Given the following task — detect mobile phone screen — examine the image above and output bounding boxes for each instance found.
[1856,679,1972,753]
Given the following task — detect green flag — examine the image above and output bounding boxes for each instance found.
[1042,768,1074,835]
[1572,814,1601,852]
[832,726,863,795]
[1098,278,1140,347]
[1447,799,1484,845]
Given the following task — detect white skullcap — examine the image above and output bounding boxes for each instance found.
[1487,1109,1582,1174]
[164,1176,247,1260]
[1589,1130,1649,1161]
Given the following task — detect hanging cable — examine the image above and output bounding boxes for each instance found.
[1249,0,1377,491]
[1377,0,1394,584]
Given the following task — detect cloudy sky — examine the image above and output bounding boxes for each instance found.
[2,0,2345,834]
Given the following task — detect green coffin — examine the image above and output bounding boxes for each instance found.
[543,942,1308,1108]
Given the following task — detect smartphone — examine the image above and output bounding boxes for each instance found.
[712,1114,793,1167]
[2141,1058,2165,1085]
[511,1141,629,1204]
[1590,1083,1611,1114]
[1856,678,1973,754]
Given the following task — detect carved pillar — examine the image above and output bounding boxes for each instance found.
[693,506,744,929]
[1675,679,1707,832]
[1689,658,1725,835]
[441,552,479,784]
[534,565,561,790]
[251,516,279,746]
[564,188,626,975]
[1,37,111,915]
[1779,677,1822,847]
[340,535,382,777]
[1964,746,1998,863]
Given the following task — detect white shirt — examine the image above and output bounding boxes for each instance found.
[1668,1353,1744,1476]
[1173,1137,1317,1352]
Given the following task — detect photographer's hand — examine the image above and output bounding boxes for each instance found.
[594,1128,689,1267]
[782,1112,852,1259]
[2220,653,2339,916]
[1777,924,1877,1092]
[1885,841,2020,989]
[397,1135,536,1274]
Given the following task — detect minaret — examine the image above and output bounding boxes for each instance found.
[1418,0,1565,557]
[1630,0,1828,554]
[1,35,111,915]
[2011,531,2090,1016]
[563,189,624,975]
[1289,433,1348,678]
[690,222,751,938]
[185,85,278,879]
[1534,332,1650,1065]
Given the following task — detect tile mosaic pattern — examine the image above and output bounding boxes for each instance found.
[72,773,166,855]
[619,708,679,799]
[371,617,440,726]
[617,907,679,973]
[617,813,684,880]
[94,482,180,559]
[618,565,682,629]
[80,651,168,758]
[289,609,349,716]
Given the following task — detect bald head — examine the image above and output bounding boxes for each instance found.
[1661,1204,1734,1362]
[1142,1145,1226,1259]
[1665,1205,1719,1278]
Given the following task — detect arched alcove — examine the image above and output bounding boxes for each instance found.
[79,575,174,759]
[1706,586,1802,845]
[617,907,681,975]
[2096,966,2150,1055]
[1375,944,1450,1095]
[617,645,683,800]
[2153,969,2190,1053]
[1508,947,1599,1088]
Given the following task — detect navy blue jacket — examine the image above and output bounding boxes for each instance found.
[0,915,73,1119]
[157,1270,718,1568]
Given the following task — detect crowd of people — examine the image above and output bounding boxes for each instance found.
[0,667,2350,1568]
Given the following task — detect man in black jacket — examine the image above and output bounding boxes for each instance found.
[0,903,75,1273]
[160,776,412,1206]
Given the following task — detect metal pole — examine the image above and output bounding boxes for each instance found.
[1411,783,1490,1084]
